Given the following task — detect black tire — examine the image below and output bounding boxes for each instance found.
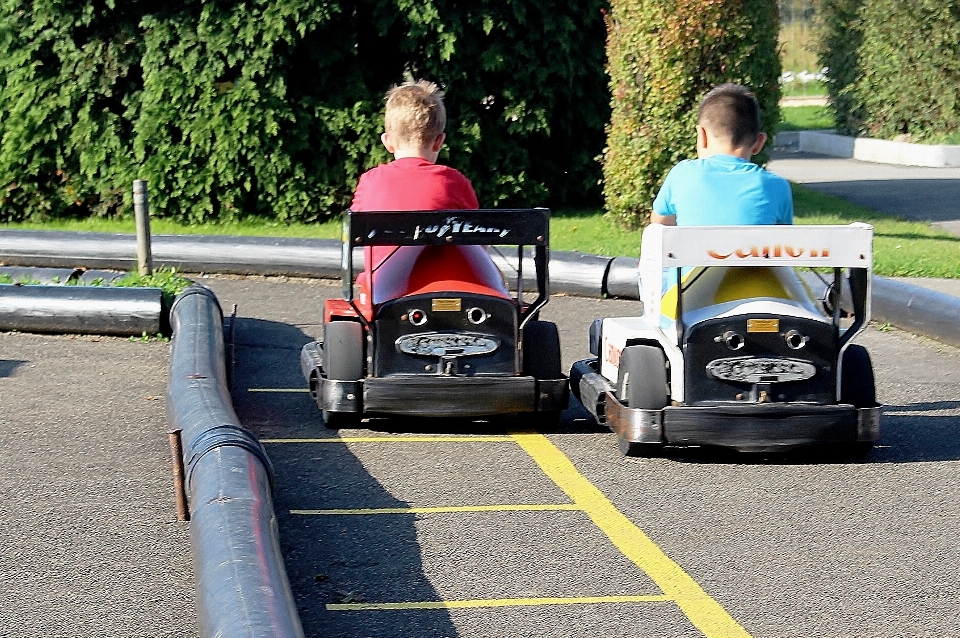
[618,438,663,457]
[322,321,364,429]
[523,321,562,379]
[615,345,668,457]
[322,409,360,430]
[616,345,669,409]
[324,321,364,380]
[840,344,876,408]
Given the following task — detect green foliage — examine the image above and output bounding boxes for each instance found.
[115,266,193,306]
[855,0,960,144]
[603,0,782,228]
[0,0,609,224]
[814,0,863,135]
[817,0,960,142]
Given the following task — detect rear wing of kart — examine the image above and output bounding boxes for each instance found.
[342,208,551,319]
[640,223,874,346]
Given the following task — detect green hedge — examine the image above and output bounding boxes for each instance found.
[0,0,608,223]
[815,0,864,135]
[602,0,781,228]
[818,0,960,143]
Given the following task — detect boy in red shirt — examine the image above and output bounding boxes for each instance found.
[351,80,506,304]
[351,80,478,212]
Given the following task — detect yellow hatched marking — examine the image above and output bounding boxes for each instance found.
[293,504,581,515]
[510,432,752,638]
[246,387,310,393]
[329,594,672,611]
[260,436,515,444]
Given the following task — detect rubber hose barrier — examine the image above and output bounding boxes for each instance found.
[872,276,960,349]
[0,284,161,336]
[166,285,304,638]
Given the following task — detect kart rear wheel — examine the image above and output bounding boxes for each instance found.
[324,321,364,381]
[616,345,668,457]
[618,438,663,458]
[840,344,876,408]
[617,345,669,410]
[523,320,562,379]
[839,344,877,455]
[322,321,364,429]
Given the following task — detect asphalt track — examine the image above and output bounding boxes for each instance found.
[225,275,960,637]
[2,270,960,637]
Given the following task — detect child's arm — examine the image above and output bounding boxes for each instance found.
[650,211,676,226]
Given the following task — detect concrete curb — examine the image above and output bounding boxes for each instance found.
[796,131,960,168]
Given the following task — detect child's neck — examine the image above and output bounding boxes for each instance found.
[393,147,438,163]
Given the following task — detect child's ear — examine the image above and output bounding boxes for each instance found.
[381,133,396,153]
[695,125,709,155]
[750,132,768,156]
[431,132,446,152]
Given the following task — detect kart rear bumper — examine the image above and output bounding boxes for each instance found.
[571,358,879,452]
[606,393,879,452]
[303,343,568,418]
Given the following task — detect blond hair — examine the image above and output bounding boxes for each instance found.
[384,80,446,149]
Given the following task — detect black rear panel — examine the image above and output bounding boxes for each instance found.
[684,314,837,405]
[373,293,519,377]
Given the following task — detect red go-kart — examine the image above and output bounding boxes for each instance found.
[300,208,569,427]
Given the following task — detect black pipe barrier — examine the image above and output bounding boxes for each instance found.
[871,277,960,349]
[4,230,960,347]
[0,284,162,335]
[166,286,304,638]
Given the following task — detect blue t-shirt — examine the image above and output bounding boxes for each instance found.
[652,154,793,225]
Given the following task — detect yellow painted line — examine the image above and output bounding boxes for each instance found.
[260,436,515,444]
[510,432,752,638]
[328,594,672,611]
[247,387,310,393]
[292,504,581,515]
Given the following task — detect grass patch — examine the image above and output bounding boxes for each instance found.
[3,189,957,279]
[1,215,342,238]
[779,105,833,131]
[792,184,960,278]
[115,266,195,306]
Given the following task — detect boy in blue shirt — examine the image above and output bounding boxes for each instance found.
[651,83,792,226]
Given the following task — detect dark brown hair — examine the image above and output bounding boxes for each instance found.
[697,83,762,148]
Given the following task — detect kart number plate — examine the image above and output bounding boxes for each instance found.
[706,357,817,383]
[747,318,780,333]
[397,332,499,357]
[432,298,462,312]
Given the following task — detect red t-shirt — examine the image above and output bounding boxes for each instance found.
[350,157,479,212]
[351,157,481,273]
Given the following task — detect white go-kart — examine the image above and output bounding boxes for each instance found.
[570,223,880,456]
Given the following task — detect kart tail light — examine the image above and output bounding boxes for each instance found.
[715,330,745,351]
[784,329,809,350]
[407,309,428,326]
[466,307,488,325]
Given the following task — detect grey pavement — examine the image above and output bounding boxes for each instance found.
[3,273,960,638]
[768,148,960,235]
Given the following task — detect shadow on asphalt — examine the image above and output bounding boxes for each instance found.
[0,359,26,377]
[227,316,460,638]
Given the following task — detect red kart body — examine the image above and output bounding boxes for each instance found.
[301,209,568,426]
